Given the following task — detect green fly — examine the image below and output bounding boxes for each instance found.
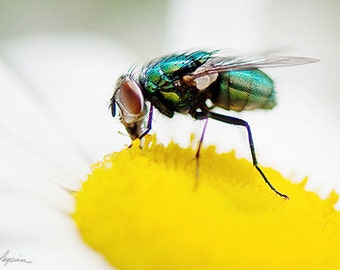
[110,50,318,199]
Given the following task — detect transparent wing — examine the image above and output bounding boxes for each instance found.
[188,55,319,78]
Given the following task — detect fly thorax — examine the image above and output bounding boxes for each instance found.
[158,88,193,113]
[159,90,181,104]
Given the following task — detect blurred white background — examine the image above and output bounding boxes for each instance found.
[0,0,339,269]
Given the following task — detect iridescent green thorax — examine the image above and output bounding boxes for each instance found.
[211,70,277,111]
[139,51,212,115]
[140,51,211,93]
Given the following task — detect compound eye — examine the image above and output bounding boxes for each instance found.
[119,80,144,115]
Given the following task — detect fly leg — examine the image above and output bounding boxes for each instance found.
[194,118,209,189]
[128,105,153,148]
[195,111,289,199]
[138,105,154,140]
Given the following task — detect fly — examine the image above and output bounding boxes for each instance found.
[110,50,319,199]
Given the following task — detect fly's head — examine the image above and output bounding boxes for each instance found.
[110,75,148,140]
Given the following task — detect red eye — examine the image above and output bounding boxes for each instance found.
[120,80,143,114]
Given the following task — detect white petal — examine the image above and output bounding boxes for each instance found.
[0,32,136,269]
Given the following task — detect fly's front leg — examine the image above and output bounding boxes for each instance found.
[138,105,154,140]
[128,105,154,148]
[195,111,289,199]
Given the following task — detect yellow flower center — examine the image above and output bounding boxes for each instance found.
[73,135,340,270]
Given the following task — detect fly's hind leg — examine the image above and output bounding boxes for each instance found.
[194,111,289,199]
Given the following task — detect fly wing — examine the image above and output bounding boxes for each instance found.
[187,55,319,79]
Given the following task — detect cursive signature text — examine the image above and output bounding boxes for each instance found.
[0,250,32,267]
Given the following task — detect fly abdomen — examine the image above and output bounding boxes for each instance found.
[211,70,277,111]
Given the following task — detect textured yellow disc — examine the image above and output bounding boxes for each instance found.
[73,135,340,270]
